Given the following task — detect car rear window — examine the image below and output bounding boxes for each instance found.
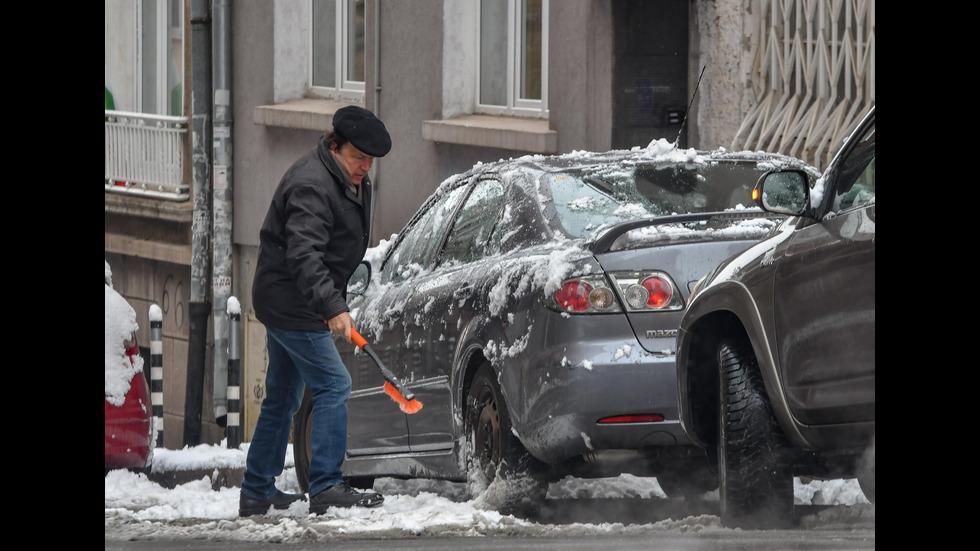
[546,161,770,239]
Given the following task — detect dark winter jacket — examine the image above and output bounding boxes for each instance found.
[252,136,372,331]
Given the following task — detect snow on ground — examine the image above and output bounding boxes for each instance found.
[105,442,874,544]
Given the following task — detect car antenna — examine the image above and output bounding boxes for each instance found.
[674,65,706,148]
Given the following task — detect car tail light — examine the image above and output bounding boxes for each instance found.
[551,275,622,314]
[597,414,665,424]
[608,271,685,312]
[124,332,140,365]
[634,275,673,308]
[549,271,684,314]
[555,280,591,312]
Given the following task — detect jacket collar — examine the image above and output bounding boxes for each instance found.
[318,136,370,203]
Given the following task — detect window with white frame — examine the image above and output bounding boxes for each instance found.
[478,0,547,117]
[139,0,183,116]
[310,0,365,100]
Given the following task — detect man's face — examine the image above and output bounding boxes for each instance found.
[331,142,375,185]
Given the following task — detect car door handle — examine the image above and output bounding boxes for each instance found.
[453,284,474,300]
[382,309,403,323]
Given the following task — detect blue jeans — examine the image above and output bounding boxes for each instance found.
[241,326,352,499]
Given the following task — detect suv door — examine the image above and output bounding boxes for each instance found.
[771,114,876,429]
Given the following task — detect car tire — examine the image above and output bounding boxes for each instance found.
[717,337,795,529]
[291,389,377,494]
[858,472,875,503]
[292,389,315,494]
[465,362,547,514]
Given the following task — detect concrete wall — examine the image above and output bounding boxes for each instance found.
[549,0,615,154]
[690,0,751,150]
[373,0,447,244]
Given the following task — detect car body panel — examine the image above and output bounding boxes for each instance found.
[772,203,875,426]
[105,370,154,469]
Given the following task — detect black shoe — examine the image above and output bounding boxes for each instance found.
[239,490,308,517]
[310,481,384,513]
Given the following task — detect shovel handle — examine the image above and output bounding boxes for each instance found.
[351,328,369,349]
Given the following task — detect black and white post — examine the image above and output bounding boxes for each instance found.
[149,304,164,448]
[226,297,242,449]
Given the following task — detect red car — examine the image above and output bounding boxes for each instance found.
[105,262,154,473]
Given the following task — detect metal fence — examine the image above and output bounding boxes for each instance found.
[105,110,189,200]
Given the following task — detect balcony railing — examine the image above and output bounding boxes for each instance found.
[105,110,189,201]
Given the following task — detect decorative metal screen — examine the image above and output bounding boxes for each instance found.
[734,0,875,169]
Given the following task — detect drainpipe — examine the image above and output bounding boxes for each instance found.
[371,0,381,244]
[186,0,213,446]
[211,0,234,426]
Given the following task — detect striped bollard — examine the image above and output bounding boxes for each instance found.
[149,304,164,448]
[226,297,241,449]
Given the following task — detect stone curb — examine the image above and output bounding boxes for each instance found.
[148,467,245,490]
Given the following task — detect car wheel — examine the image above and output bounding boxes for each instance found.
[857,471,875,503]
[292,389,314,494]
[717,337,795,529]
[857,435,875,503]
[465,363,547,514]
[292,389,376,494]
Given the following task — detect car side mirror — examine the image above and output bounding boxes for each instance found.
[347,261,372,297]
[753,170,808,216]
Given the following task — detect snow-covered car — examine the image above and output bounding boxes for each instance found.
[674,107,875,528]
[292,141,819,511]
[105,261,154,474]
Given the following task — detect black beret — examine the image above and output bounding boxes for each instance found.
[332,106,392,158]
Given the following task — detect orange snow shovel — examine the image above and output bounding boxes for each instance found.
[351,328,423,414]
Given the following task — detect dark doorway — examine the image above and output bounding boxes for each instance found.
[612,1,690,149]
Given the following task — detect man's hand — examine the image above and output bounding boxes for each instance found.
[326,311,355,342]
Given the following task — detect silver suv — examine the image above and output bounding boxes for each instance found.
[674,107,875,529]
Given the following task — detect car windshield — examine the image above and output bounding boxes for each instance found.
[545,160,768,239]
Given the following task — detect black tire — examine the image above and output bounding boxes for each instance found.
[857,434,875,503]
[465,363,547,514]
[293,389,376,494]
[292,389,315,494]
[857,472,875,503]
[717,337,795,529]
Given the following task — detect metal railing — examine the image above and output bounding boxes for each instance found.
[105,110,189,201]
